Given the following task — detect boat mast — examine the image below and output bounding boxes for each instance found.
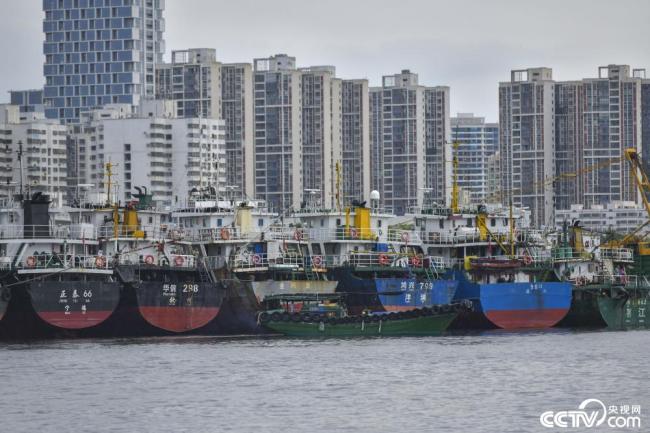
[451,140,460,214]
[509,198,515,258]
[335,161,342,213]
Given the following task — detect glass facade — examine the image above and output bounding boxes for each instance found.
[42,0,165,124]
[9,90,44,113]
[451,115,499,204]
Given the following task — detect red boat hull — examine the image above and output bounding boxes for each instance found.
[135,281,224,333]
[36,310,115,329]
[138,306,221,333]
[485,308,569,329]
[29,281,121,330]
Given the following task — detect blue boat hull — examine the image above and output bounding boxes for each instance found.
[332,267,457,314]
[450,271,572,329]
[377,279,458,311]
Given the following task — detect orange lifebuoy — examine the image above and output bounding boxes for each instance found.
[95,256,106,268]
[252,254,262,265]
[350,228,358,239]
[26,256,36,268]
[220,228,231,240]
[293,230,303,241]
[378,254,390,266]
[312,255,323,267]
[411,255,422,267]
[144,255,155,265]
[523,254,533,266]
[174,255,185,267]
[401,232,410,243]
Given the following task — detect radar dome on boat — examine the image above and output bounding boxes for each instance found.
[370,190,380,201]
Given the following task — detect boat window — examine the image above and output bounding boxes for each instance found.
[217,218,222,227]
[467,218,473,227]
[490,218,496,227]
[258,219,263,227]
[336,218,341,225]
[320,219,324,227]
[312,244,322,255]
[439,220,444,229]
[378,220,382,227]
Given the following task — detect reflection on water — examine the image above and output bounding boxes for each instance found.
[1,329,649,433]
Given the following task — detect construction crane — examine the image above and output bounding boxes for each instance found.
[600,148,650,250]
[489,155,626,205]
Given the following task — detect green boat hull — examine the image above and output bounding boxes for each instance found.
[263,313,457,337]
[597,289,650,329]
[558,288,606,328]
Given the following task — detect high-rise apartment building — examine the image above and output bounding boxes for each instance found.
[252,55,353,210]
[253,54,302,210]
[554,81,582,211]
[642,74,650,173]
[0,105,68,201]
[68,101,225,206]
[221,63,254,198]
[43,0,165,124]
[369,88,383,199]
[341,79,370,206]
[553,65,646,212]
[370,70,425,215]
[156,49,254,198]
[370,70,450,215]
[486,151,501,204]
[450,113,498,204]
[155,48,221,119]
[580,65,643,207]
[499,67,555,228]
[425,86,451,205]
[299,66,342,208]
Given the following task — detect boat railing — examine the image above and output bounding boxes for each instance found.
[385,229,421,244]
[168,226,258,243]
[516,253,552,266]
[334,251,450,271]
[600,248,634,262]
[592,273,639,287]
[421,231,484,244]
[407,206,454,217]
[12,253,112,271]
[116,253,202,268]
[96,224,172,241]
[229,252,334,271]
[265,227,378,243]
[551,248,594,262]
[0,224,102,240]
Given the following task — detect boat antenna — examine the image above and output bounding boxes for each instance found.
[335,161,342,213]
[451,130,460,213]
[105,162,112,206]
[509,197,515,258]
[16,140,24,198]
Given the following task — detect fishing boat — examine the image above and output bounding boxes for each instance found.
[411,202,572,329]
[0,192,123,338]
[555,148,650,330]
[258,294,462,337]
[282,200,458,314]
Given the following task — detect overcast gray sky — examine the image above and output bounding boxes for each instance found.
[2,0,649,121]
